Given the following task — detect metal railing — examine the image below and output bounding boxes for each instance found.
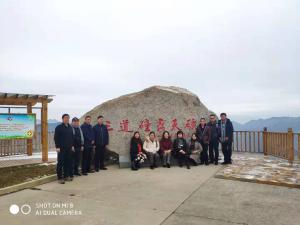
[0,131,55,156]
[233,131,263,153]
[1,129,299,162]
[232,129,299,162]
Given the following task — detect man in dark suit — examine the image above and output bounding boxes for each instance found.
[54,114,74,184]
[207,114,220,165]
[93,115,109,171]
[81,115,95,175]
[218,113,234,164]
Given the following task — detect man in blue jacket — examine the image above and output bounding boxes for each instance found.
[93,115,109,171]
[54,114,74,184]
[81,115,95,175]
[218,113,234,164]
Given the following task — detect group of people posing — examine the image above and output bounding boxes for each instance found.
[54,114,109,184]
[54,112,233,184]
[130,113,234,170]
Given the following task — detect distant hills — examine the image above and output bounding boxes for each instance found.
[232,117,300,132]
[36,119,60,133]
[38,117,300,133]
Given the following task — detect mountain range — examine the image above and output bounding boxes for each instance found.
[232,117,300,132]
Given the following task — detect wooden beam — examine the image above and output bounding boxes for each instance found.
[27,103,33,156]
[0,99,38,106]
[0,97,52,105]
[41,101,48,162]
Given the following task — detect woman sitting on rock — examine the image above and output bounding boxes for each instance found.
[130,131,146,170]
[173,131,190,169]
[143,131,160,169]
[188,133,203,166]
[159,131,172,168]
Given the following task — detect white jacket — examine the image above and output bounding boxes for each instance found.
[143,138,160,153]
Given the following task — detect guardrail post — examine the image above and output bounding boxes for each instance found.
[263,127,268,156]
[287,128,294,163]
[298,134,300,161]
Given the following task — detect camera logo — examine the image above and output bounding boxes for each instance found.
[9,204,31,215]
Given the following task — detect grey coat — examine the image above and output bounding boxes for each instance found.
[188,140,203,164]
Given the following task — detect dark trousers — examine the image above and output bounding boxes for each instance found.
[131,160,140,170]
[200,142,209,164]
[95,145,106,170]
[72,146,81,175]
[82,146,92,173]
[221,141,232,163]
[147,152,159,166]
[177,153,190,166]
[57,148,71,179]
[209,139,219,163]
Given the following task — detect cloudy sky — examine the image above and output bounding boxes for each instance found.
[0,0,299,123]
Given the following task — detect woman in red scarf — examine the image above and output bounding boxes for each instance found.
[130,131,146,170]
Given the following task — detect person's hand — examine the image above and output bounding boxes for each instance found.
[56,148,60,153]
[225,137,229,141]
[91,141,95,145]
[72,146,75,152]
[81,146,84,151]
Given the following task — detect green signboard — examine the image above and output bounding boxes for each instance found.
[0,113,36,139]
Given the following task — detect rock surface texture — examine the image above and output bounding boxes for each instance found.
[81,86,213,167]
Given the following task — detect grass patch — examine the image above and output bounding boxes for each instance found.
[0,163,56,189]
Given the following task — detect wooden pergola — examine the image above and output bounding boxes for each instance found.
[0,92,54,162]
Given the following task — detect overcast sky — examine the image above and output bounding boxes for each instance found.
[0,0,299,123]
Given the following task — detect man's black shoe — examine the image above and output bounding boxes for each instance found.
[100,167,107,170]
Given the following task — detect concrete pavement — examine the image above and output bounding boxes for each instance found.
[0,163,299,225]
[0,164,219,225]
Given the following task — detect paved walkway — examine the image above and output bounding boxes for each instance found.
[0,160,300,225]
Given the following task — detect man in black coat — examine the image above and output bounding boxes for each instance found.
[196,118,211,165]
[218,113,234,164]
[93,115,109,171]
[71,117,84,176]
[81,115,95,175]
[207,114,220,165]
[54,114,74,184]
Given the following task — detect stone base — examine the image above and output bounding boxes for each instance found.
[119,155,131,168]
[215,154,300,188]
